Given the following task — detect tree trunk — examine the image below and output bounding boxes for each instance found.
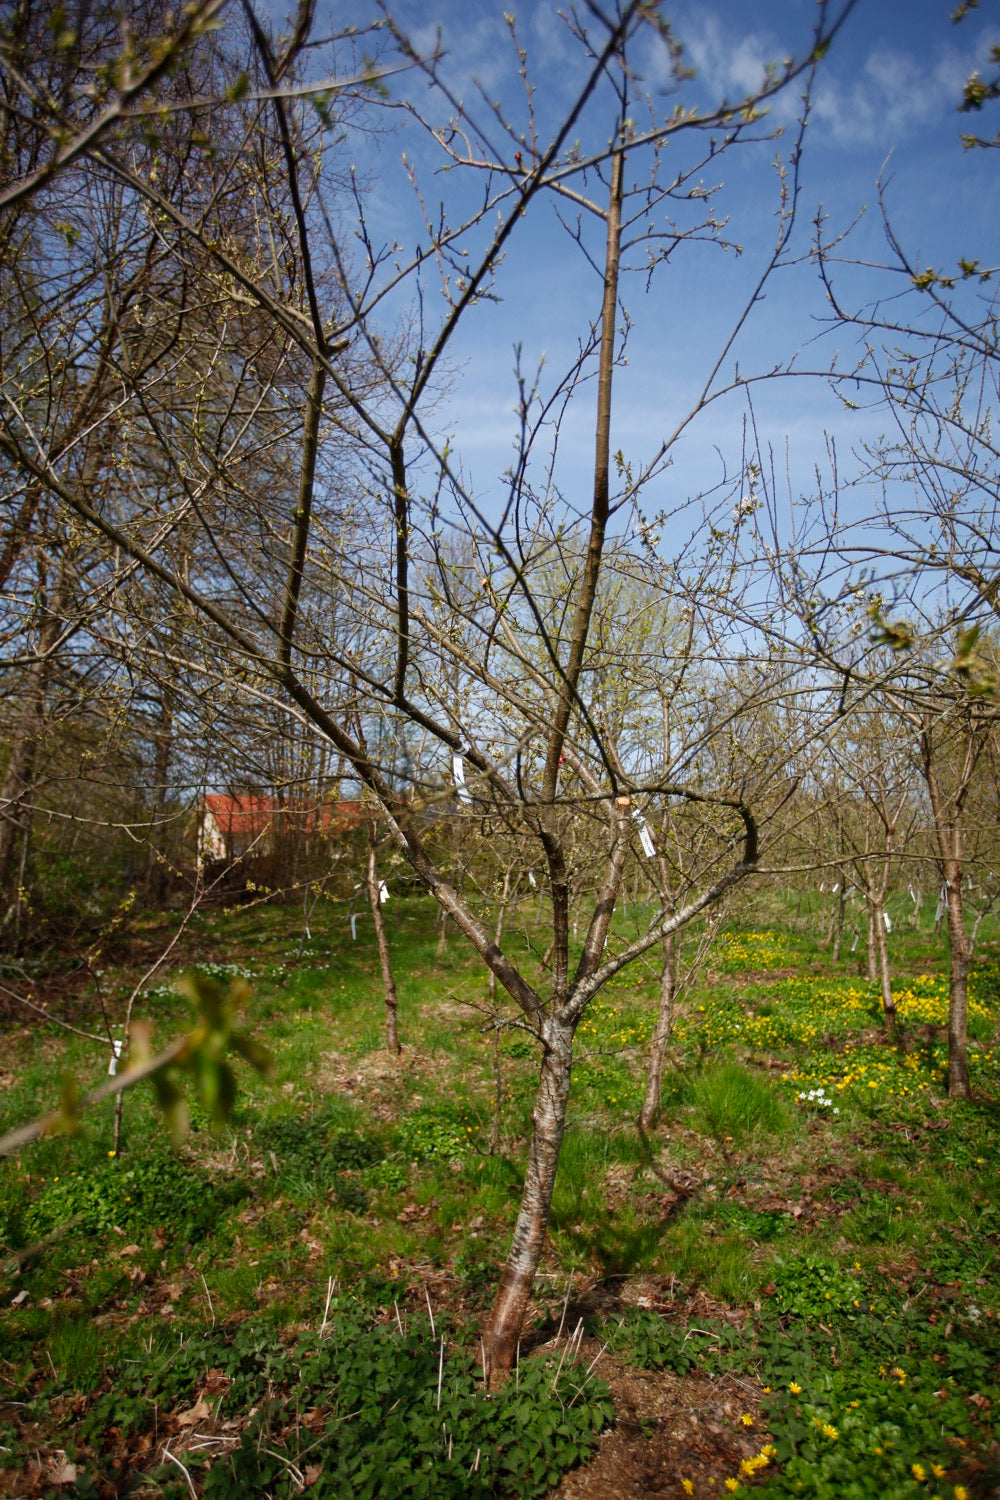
[908,884,922,930]
[921,710,977,1099]
[0,564,65,935]
[488,867,514,1155]
[943,864,971,1097]
[0,686,44,919]
[830,882,847,963]
[366,817,400,1054]
[638,926,679,1132]
[486,1014,574,1377]
[871,897,896,1030]
[146,683,175,903]
[864,900,878,983]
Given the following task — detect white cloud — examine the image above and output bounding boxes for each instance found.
[632,10,810,133]
[811,27,998,149]
[682,13,776,101]
[633,8,999,153]
[394,5,519,101]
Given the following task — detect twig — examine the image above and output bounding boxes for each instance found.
[0,984,104,1044]
[554,1275,574,1344]
[551,1317,584,1392]
[260,1449,304,1485]
[567,1342,609,1408]
[424,1284,436,1337]
[200,1272,215,1329]
[436,1335,445,1410]
[0,1033,190,1158]
[161,1446,198,1500]
[320,1275,336,1335]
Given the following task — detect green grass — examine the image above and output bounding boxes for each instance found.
[690,1060,793,1143]
[0,892,998,1495]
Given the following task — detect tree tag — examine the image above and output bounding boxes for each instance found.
[632,811,656,858]
[452,751,472,804]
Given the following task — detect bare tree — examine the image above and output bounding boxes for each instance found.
[0,0,860,1371]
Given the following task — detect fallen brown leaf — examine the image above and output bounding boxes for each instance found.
[175,1396,211,1428]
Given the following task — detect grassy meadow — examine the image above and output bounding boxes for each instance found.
[1,885,999,1498]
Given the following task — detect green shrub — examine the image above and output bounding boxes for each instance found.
[603,1308,702,1373]
[254,1115,383,1208]
[22,1150,245,1243]
[191,1311,612,1498]
[762,1362,996,1499]
[254,1116,381,1174]
[769,1255,865,1319]
[393,1107,477,1163]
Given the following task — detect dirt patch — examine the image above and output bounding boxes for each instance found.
[552,1341,767,1499]
[316,1044,444,1119]
[730,966,800,985]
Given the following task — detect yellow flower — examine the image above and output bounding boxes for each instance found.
[931,1465,946,1479]
[789,1382,802,1395]
[741,1415,754,1427]
[724,1482,740,1494]
[954,1489,969,1500]
[740,1455,771,1477]
[912,1465,927,1482]
[822,1424,839,1441]
[681,1483,694,1497]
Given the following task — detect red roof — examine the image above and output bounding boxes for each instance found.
[202,794,365,835]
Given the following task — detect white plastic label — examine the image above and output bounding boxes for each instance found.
[452,752,472,804]
[633,811,656,859]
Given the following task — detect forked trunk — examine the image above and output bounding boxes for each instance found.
[486,1015,574,1376]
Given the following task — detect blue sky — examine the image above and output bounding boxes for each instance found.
[329,0,999,552]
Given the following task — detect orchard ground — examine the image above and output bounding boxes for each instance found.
[1,887,998,1498]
